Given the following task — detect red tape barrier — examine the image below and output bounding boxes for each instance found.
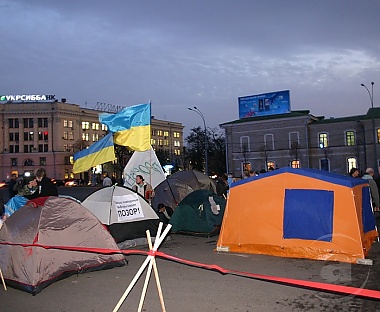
[1,242,380,300]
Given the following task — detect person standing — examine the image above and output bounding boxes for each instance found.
[102,173,112,187]
[8,173,18,200]
[132,175,154,201]
[362,168,380,211]
[28,168,58,199]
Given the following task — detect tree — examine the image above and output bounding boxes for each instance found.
[185,126,226,176]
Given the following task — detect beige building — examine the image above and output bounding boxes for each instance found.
[0,100,184,181]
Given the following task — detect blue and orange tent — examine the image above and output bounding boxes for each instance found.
[217,168,378,263]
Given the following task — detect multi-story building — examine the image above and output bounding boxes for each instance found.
[221,108,380,178]
[0,100,184,181]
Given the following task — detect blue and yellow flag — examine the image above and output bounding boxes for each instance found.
[72,133,116,173]
[99,103,151,151]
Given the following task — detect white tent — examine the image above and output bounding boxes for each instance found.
[81,185,159,243]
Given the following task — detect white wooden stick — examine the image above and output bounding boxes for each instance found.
[112,256,152,312]
[0,268,7,291]
[112,222,171,312]
[137,230,155,312]
[147,230,166,312]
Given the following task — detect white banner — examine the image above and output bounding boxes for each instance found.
[123,146,166,188]
[114,194,144,222]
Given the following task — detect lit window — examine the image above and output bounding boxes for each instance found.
[82,121,90,130]
[291,160,300,168]
[101,124,108,131]
[345,131,355,146]
[319,133,328,148]
[347,157,357,172]
[164,131,169,137]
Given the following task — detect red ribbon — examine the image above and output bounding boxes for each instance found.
[1,241,379,300]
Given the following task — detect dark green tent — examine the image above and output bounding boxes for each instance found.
[169,190,226,237]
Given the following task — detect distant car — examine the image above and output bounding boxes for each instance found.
[64,179,78,187]
[51,179,65,187]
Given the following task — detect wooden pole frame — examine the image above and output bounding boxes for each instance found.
[112,222,171,312]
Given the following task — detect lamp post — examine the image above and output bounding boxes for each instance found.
[188,106,209,176]
[361,82,377,170]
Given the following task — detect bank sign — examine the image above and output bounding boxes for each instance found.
[238,90,291,119]
[0,94,56,102]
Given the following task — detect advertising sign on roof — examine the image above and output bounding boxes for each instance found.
[238,90,291,119]
[0,94,56,102]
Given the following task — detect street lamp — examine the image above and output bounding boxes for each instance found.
[361,82,377,170]
[188,106,209,176]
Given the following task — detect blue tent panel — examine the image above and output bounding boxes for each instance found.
[283,189,334,242]
[362,186,377,233]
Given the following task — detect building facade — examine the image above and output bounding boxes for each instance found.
[0,100,184,181]
[221,109,380,178]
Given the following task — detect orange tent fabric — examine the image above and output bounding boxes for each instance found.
[217,168,378,263]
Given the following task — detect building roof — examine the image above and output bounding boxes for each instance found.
[220,110,311,127]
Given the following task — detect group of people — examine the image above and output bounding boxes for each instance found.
[1,168,58,222]
[349,167,380,212]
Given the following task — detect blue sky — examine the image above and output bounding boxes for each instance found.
[1,0,379,136]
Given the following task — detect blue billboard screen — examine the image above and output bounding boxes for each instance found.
[238,90,291,119]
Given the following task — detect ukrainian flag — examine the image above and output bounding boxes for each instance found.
[99,103,151,151]
[72,133,116,173]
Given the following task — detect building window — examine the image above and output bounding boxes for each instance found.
[173,132,180,138]
[151,129,156,136]
[82,121,90,130]
[23,118,34,128]
[9,133,19,141]
[158,139,163,146]
[69,132,74,140]
[164,131,169,137]
[174,149,181,155]
[289,132,299,149]
[82,133,89,141]
[157,130,163,136]
[24,145,34,153]
[319,133,328,148]
[11,158,18,166]
[63,131,68,140]
[64,156,71,165]
[101,124,108,131]
[174,141,181,147]
[92,123,99,130]
[345,131,355,146]
[64,120,68,127]
[69,156,74,164]
[267,161,275,170]
[240,136,250,152]
[291,160,300,168]
[9,145,19,153]
[24,159,34,166]
[151,138,156,145]
[347,157,357,173]
[68,120,73,128]
[242,162,251,173]
[38,118,48,127]
[40,157,46,166]
[376,129,380,143]
[164,139,169,146]
[92,133,99,142]
[264,134,274,151]
[24,131,34,141]
[9,118,19,128]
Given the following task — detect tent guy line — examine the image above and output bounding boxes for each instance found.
[1,241,379,301]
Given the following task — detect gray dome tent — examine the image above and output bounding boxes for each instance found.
[0,197,126,295]
[152,170,216,211]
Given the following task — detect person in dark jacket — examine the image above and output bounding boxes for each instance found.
[28,168,58,199]
[157,203,173,225]
[8,173,18,199]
